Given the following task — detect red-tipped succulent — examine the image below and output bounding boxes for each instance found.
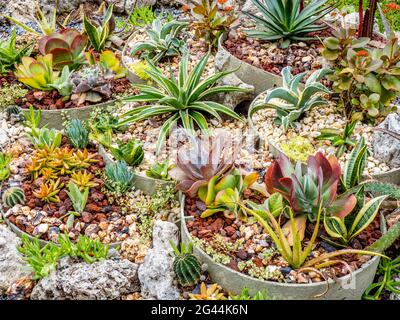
[169,133,238,198]
[38,29,88,70]
[265,152,357,220]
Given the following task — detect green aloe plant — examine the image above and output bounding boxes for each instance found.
[248,67,331,131]
[244,0,334,48]
[120,50,247,153]
[0,29,33,73]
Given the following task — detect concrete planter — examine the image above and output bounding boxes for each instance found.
[248,90,400,185]
[98,145,176,196]
[180,195,386,300]
[23,100,117,130]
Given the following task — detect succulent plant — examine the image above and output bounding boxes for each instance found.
[64,181,89,229]
[49,66,73,96]
[128,5,156,28]
[38,29,88,70]
[0,28,33,73]
[280,136,315,163]
[323,30,400,121]
[244,0,334,48]
[146,160,172,181]
[130,18,188,62]
[169,133,238,198]
[265,152,357,221]
[2,187,25,208]
[316,120,357,157]
[109,139,144,167]
[170,241,201,287]
[65,119,89,149]
[190,0,237,47]
[0,152,11,181]
[121,49,247,153]
[70,66,112,106]
[104,160,135,195]
[83,3,115,52]
[33,178,64,203]
[70,170,99,191]
[189,282,226,300]
[14,54,60,91]
[341,138,368,191]
[29,127,62,151]
[248,67,331,131]
[99,50,126,79]
[129,60,151,80]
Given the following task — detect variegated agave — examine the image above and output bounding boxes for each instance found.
[169,133,238,198]
[248,67,331,132]
[265,152,357,221]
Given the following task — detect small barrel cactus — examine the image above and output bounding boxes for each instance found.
[170,241,201,287]
[2,187,25,208]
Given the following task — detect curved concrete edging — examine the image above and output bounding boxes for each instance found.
[180,194,385,300]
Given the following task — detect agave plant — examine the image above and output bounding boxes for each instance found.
[244,0,334,48]
[38,29,88,70]
[130,18,188,62]
[248,67,331,131]
[120,50,247,153]
[14,54,60,91]
[265,152,357,221]
[0,28,33,73]
[169,133,238,198]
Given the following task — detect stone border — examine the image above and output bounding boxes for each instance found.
[180,194,386,300]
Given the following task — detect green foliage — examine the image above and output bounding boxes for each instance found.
[0,84,28,109]
[3,1,57,36]
[244,0,334,48]
[33,178,64,203]
[109,139,144,167]
[323,29,400,121]
[324,195,387,246]
[229,288,269,300]
[316,120,357,157]
[121,50,246,153]
[99,50,126,79]
[129,60,151,80]
[2,187,26,208]
[18,233,109,280]
[0,152,11,182]
[280,136,315,162]
[30,127,63,151]
[15,54,61,91]
[341,138,368,191]
[104,160,135,195]
[128,5,156,27]
[0,28,33,73]
[146,160,172,180]
[38,29,88,70]
[130,19,188,62]
[83,3,114,52]
[65,119,89,149]
[367,219,400,254]
[64,181,89,230]
[23,105,41,130]
[249,67,331,131]
[170,241,202,287]
[364,255,400,300]
[191,0,237,47]
[49,66,73,96]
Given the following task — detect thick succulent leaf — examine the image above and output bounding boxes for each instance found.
[327,194,357,219]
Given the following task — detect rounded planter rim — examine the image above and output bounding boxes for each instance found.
[180,194,386,299]
[248,90,400,185]
[98,145,176,196]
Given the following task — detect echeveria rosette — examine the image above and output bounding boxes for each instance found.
[265,152,357,220]
[169,133,238,198]
[38,29,88,70]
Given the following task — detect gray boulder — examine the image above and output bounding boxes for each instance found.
[0,225,30,295]
[31,258,140,300]
[138,220,180,300]
[373,113,400,169]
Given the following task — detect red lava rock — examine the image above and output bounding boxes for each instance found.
[94,213,107,222]
[236,249,248,260]
[227,259,240,272]
[86,203,101,213]
[27,199,36,209]
[225,226,236,236]
[208,218,224,232]
[82,211,93,223]
[253,258,264,268]
[8,215,17,225]
[58,190,68,201]
[198,229,213,238]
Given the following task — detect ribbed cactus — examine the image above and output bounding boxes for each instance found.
[170,241,201,287]
[2,187,25,208]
